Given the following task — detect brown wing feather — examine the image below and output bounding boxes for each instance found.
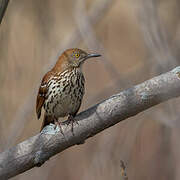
[40,115,54,132]
[36,86,47,119]
[36,71,54,119]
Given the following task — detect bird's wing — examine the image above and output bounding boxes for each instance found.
[36,71,53,119]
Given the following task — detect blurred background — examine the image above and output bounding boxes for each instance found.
[0,0,180,179]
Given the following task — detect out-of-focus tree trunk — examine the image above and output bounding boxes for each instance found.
[0,0,9,25]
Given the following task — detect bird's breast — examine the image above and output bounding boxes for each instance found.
[44,68,85,117]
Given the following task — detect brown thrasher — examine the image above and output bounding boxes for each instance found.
[36,48,101,132]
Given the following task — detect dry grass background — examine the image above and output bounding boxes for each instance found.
[0,0,180,179]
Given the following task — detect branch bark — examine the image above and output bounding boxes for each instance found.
[1,66,180,179]
[0,0,9,25]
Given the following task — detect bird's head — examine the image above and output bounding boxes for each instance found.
[54,48,101,71]
[65,48,101,68]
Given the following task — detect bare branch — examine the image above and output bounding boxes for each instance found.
[0,0,9,25]
[0,66,180,179]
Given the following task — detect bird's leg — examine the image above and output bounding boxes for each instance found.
[67,115,78,134]
[67,115,85,144]
[54,117,64,135]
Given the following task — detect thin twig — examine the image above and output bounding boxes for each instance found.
[120,160,128,180]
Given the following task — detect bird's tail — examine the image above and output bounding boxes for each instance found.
[40,114,54,132]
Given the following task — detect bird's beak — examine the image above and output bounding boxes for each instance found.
[86,53,101,59]
[80,53,101,65]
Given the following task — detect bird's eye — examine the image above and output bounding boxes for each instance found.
[75,53,80,58]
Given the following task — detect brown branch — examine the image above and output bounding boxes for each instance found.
[0,0,9,25]
[0,66,180,179]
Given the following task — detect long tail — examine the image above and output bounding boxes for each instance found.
[40,114,54,132]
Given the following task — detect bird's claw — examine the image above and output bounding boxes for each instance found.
[67,115,79,134]
[54,120,64,136]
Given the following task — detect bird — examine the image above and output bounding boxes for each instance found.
[36,48,101,133]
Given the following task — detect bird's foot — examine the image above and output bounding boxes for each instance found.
[67,115,78,134]
[67,115,79,125]
[54,119,64,135]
